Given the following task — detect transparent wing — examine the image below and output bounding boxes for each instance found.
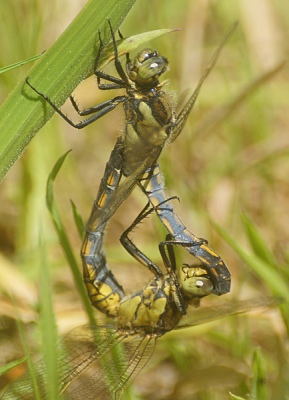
[176,297,282,330]
[67,334,156,400]
[1,323,154,400]
[170,22,238,143]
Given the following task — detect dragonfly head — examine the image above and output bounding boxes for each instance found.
[178,265,214,305]
[128,49,168,87]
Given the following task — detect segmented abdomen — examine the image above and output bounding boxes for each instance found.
[81,138,124,316]
[138,163,231,295]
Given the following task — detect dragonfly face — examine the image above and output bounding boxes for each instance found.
[127,49,168,87]
[178,265,214,306]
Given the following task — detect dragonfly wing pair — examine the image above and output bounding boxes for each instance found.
[1,324,155,400]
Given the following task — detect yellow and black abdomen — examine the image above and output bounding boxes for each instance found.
[81,138,125,316]
[138,163,231,296]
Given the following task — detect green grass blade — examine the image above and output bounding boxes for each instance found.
[70,200,85,241]
[0,0,177,182]
[241,212,278,267]
[229,348,269,400]
[0,53,43,74]
[251,348,269,400]
[0,0,134,182]
[229,393,246,400]
[15,319,41,400]
[46,151,95,325]
[210,218,289,302]
[39,232,58,400]
[0,358,27,376]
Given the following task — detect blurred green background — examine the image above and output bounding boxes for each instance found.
[0,0,289,399]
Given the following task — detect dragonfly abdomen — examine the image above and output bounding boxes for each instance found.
[81,230,124,316]
[81,139,125,316]
[138,163,231,295]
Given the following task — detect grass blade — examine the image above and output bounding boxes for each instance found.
[38,231,58,400]
[70,200,85,241]
[0,0,177,182]
[46,151,95,325]
[229,393,246,400]
[14,318,41,400]
[251,347,269,400]
[0,0,135,182]
[210,218,289,301]
[241,212,278,267]
[0,53,43,74]
[0,358,27,377]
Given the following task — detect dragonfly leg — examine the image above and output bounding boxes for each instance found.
[25,21,130,129]
[158,235,187,315]
[120,202,163,277]
[26,77,126,129]
[69,95,126,117]
[118,28,131,66]
[119,195,182,280]
[159,233,176,270]
[120,195,184,278]
[107,19,129,83]
[93,20,129,92]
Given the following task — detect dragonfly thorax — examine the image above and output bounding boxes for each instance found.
[114,275,184,334]
[128,49,168,87]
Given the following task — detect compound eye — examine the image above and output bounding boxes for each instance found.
[129,49,168,85]
[137,50,154,63]
[137,55,168,83]
[142,52,151,61]
[182,277,214,298]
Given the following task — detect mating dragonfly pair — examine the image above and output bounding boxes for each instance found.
[3,21,240,399]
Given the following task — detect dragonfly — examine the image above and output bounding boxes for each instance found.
[81,134,200,316]
[81,134,213,317]
[1,304,280,400]
[1,224,280,400]
[2,192,280,399]
[26,21,235,298]
[1,206,216,399]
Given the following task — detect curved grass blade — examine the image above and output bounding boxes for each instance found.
[9,317,42,400]
[251,348,269,400]
[229,394,246,400]
[70,200,85,241]
[229,347,270,400]
[98,28,179,71]
[0,358,27,377]
[46,151,95,325]
[0,0,177,183]
[241,212,278,268]
[0,0,135,182]
[210,218,289,302]
[39,231,58,400]
[0,53,44,75]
